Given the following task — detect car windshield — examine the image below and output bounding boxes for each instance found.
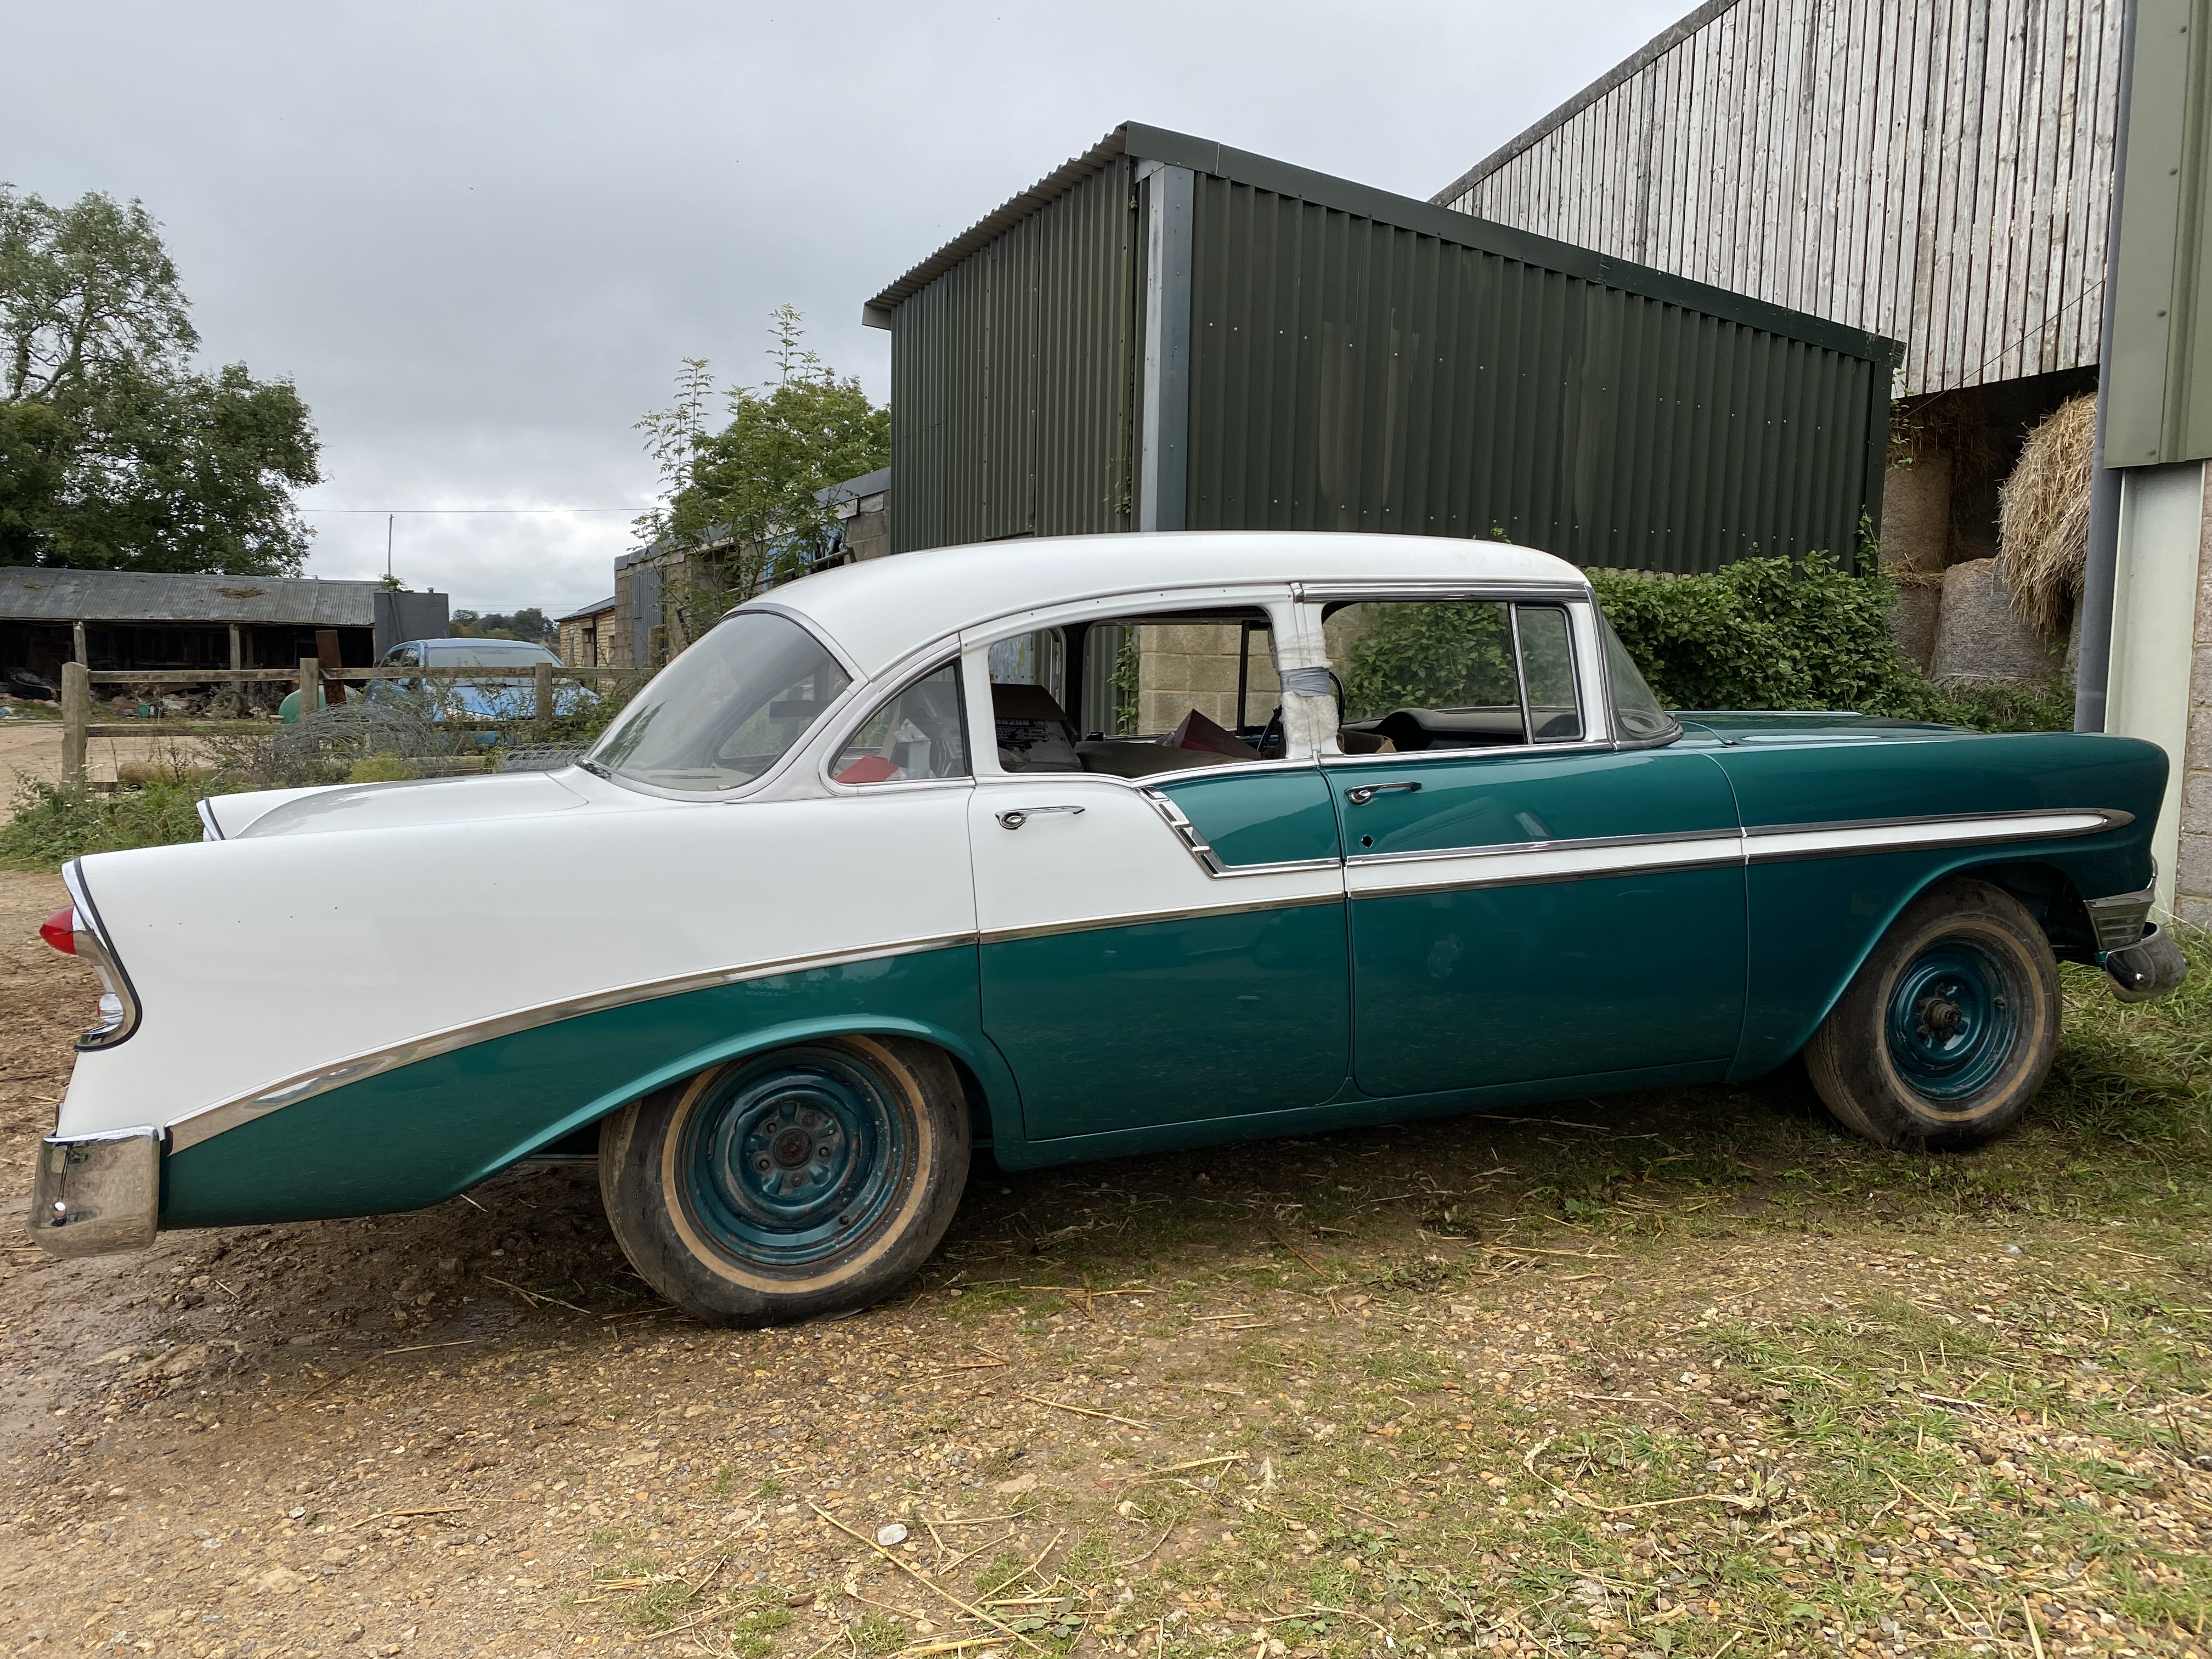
[423,642,561,668]
[587,610,851,792]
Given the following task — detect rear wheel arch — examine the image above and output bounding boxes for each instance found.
[475,1016,1020,1188]
[599,1032,972,1325]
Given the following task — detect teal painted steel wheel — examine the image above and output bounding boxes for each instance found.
[599,1036,970,1328]
[1881,940,2023,1103]
[1805,879,2059,1151]
[678,1050,908,1269]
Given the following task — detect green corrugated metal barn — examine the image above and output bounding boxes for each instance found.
[864,123,1899,574]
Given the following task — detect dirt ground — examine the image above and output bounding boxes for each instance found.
[0,866,2208,1659]
[0,721,212,793]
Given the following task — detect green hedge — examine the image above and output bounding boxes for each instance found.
[1590,555,2072,732]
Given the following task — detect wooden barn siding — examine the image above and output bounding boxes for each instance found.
[1444,0,2120,395]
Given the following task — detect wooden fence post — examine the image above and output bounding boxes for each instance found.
[533,662,554,740]
[61,662,88,789]
[298,656,321,721]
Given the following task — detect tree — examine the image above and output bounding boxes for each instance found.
[633,307,888,638]
[1,183,320,573]
[449,607,555,643]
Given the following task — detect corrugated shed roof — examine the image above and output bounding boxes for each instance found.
[555,595,618,622]
[864,119,1892,362]
[0,568,384,626]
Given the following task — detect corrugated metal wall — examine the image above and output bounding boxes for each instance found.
[1186,176,1884,571]
[1437,0,2124,397]
[890,157,1139,553]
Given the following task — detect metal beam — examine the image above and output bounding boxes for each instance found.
[1137,161,1193,535]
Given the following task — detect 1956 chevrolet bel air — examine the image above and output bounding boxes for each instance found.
[27,533,2190,1324]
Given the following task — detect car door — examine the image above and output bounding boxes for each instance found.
[1317,594,1745,1098]
[962,597,1351,1142]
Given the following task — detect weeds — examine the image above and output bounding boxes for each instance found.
[0,775,210,867]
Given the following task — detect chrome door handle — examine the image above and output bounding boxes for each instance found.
[996,805,1087,830]
[1345,781,1421,806]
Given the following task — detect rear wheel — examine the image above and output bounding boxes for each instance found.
[1803,879,2059,1150]
[599,1036,969,1327]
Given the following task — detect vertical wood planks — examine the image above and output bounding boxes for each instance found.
[1443,0,2124,395]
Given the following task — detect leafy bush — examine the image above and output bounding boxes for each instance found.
[1337,600,1518,719]
[0,777,208,868]
[1592,555,2072,732]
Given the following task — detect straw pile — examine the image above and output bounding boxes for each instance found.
[1996,393,2096,638]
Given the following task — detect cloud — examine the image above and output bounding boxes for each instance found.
[2,0,1682,612]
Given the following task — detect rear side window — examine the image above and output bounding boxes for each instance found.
[832,662,969,783]
[1323,600,1584,750]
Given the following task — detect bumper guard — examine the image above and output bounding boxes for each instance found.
[28,1127,160,1257]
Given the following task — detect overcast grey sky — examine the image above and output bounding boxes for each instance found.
[2,1,1682,614]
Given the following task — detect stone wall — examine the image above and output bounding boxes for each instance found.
[1135,624,1279,735]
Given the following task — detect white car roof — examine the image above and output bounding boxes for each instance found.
[760,531,1588,677]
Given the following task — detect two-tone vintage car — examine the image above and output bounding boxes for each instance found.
[29,533,2189,1325]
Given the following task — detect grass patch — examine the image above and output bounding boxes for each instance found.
[0,776,210,867]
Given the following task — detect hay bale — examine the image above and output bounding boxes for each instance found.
[1930,558,2061,685]
[1880,450,1952,573]
[1997,392,2096,637]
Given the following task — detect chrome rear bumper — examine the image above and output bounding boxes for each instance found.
[28,1127,160,1257]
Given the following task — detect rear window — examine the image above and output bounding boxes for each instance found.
[588,611,851,793]
[426,642,561,667]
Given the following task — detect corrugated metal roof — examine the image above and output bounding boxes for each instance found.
[816,466,891,506]
[0,568,385,626]
[868,121,1893,362]
[554,595,618,623]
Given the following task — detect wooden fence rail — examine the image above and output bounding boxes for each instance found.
[57,660,635,788]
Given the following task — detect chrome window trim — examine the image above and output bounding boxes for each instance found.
[816,652,974,795]
[163,931,983,1154]
[1318,740,1618,770]
[580,607,869,805]
[1307,594,1605,765]
[1301,580,1592,603]
[60,861,142,1051]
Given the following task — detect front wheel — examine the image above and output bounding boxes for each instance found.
[1803,879,2060,1151]
[599,1036,969,1327]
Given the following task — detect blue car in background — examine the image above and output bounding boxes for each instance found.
[281,637,593,723]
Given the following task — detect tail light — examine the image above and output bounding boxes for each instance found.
[40,909,77,955]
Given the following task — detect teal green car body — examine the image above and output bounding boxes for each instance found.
[156,713,2166,1231]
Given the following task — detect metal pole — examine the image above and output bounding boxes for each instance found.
[60,662,88,790]
[2076,0,2141,733]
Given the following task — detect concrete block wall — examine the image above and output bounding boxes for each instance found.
[2180,511,2212,929]
[1136,624,1279,735]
